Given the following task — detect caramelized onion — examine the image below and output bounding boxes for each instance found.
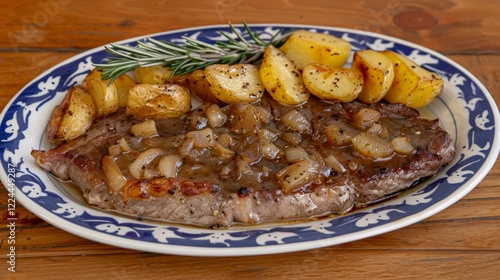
[262,142,283,160]
[143,167,160,179]
[217,133,234,148]
[159,155,182,178]
[179,164,211,178]
[214,141,236,162]
[352,132,394,159]
[325,124,356,147]
[354,108,381,129]
[228,103,261,135]
[206,104,227,128]
[258,128,279,143]
[281,132,302,145]
[324,154,347,173]
[254,105,272,123]
[281,109,311,134]
[108,144,122,157]
[128,148,164,179]
[130,120,158,137]
[275,158,320,193]
[130,120,158,138]
[366,122,382,135]
[178,138,195,157]
[118,138,130,152]
[102,156,127,191]
[285,146,309,163]
[190,115,208,130]
[186,127,215,148]
[391,136,415,155]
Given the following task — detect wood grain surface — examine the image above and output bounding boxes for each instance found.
[1,0,499,279]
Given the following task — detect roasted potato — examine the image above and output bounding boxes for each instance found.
[113,74,136,107]
[351,50,395,104]
[83,67,104,81]
[83,68,120,118]
[46,85,96,143]
[204,64,264,103]
[381,50,444,108]
[83,68,135,108]
[134,65,190,85]
[126,84,191,119]
[302,63,363,102]
[260,45,310,106]
[84,79,119,118]
[189,69,224,105]
[280,30,351,70]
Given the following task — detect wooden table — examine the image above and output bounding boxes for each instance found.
[1,0,499,279]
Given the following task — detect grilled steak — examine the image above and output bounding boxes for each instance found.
[31,96,454,228]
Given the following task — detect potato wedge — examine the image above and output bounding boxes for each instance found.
[351,50,394,103]
[280,30,351,70]
[83,67,104,81]
[82,68,135,108]
[113,74,136,107]
[46,85,96,143]
[134,65,189,85]
[352,132,394,159]
[83,68,119,118]
[260,45,310,106]
[381,50,444,108]
[126,84,191,119]
[204,64,264,103]
[189,69,224,105]
[302,63,363,102]
[84,78,119,118]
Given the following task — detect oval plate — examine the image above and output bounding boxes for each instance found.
[1,24,499,256]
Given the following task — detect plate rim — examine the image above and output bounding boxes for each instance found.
[1,23,499,257]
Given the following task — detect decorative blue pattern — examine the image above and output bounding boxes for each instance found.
[0,24,498,256]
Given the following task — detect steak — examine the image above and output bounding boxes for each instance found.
[31,96,454,228]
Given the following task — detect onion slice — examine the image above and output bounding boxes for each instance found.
[285,146,309,163]
[281,109,311,134]
[159,155,182,178]
[102,156,127,191]
[352,132,394,159]
[130,120,158,138]
[275,158,319,192]
[206,104,227,128]
[128,148,164,179]
[324,154,347,173]
[391,136,415,155]
[186,127,215,148]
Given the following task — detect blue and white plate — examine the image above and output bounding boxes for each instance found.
[1,24,499,256]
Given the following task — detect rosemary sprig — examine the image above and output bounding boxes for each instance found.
[93,21,291,83]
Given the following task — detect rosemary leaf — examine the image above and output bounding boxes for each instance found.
[93,22,291,83]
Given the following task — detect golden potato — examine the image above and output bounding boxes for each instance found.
[279,30,351,70]
[113,74,136,107]
[302,63,363,102]
[204,64,264,103]
[134,65,189,85]
[189,69,224,105]
[46,85,96,143]
[84,78,119,118]
[126,83,191,119]
[381,50,444,108]
[260,45,310,106]
[83,68,119,118]
[82,68,135,108]
[351,50,395,104]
